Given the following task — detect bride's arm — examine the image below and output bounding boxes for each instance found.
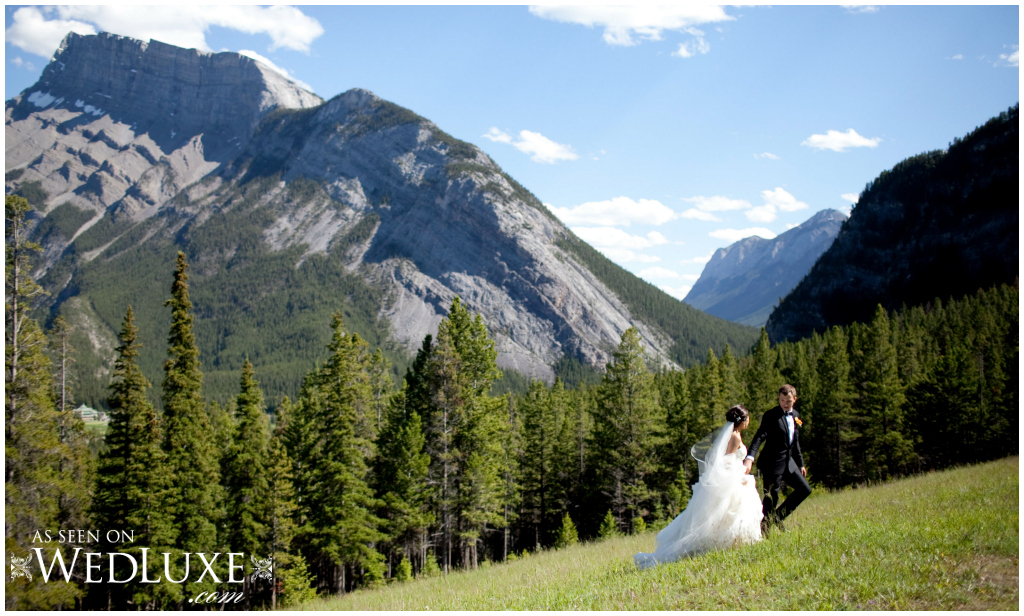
[725,431,741,455]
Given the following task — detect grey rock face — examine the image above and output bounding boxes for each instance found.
[684,209,847,326]
[5,32,321,226]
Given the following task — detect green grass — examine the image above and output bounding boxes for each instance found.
[83,421,108,436]
[293,457,1018,610]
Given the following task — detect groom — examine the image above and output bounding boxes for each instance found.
[743,384,812,532]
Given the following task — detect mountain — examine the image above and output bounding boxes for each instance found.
[6,33,758,409]
[683,209,847,327]
[766,105,1019,342]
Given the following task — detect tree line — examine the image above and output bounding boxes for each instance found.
[6,194,1018,609]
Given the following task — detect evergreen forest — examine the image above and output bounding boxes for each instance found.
[6,193,1018,609]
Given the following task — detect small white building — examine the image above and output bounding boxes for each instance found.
[74,404,107,423]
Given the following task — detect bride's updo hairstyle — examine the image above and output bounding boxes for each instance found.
[725,405,749,426]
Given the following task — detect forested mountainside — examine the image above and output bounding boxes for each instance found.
[6,33,757,410]
[685,209,847,327]
[766,105,1019,342]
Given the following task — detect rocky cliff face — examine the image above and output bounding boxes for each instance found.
[684,209,847,326]
[766,105,1019,342]
[5,32,322,225]
[6,33,757,406]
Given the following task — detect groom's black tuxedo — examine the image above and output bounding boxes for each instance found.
[747,405,805,476]
[747,405,812,523]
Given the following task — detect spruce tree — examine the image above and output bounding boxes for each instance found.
[267,401,300,609]
[161,251,219,602]
[93,306,178,609]
[745,328,783,420]
[373,383,433,578]
[592,327,663,531]
[223,359,271,605]
[295,313,384,594]
[813,326,857,488]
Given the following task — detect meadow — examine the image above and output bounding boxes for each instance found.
[295,456,1018,610]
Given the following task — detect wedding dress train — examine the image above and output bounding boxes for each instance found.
[634,423,763,569]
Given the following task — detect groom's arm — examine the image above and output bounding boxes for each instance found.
[744,416,770,470]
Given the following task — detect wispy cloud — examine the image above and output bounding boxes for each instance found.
[483,127,578,164]
[660,285,692,300]
[842,5,880,14]
[5,6,324,58]
[548,196,677,227]
[709,227,777,243]
[840,193,859,204]
[681,195,752,212]
[948,54,964,61]
[10,56,36,71]
[572,227,668,263]
[239,50,313,92]
[680,251,716,266]
[679,208,721,222]
[744,188,809,223]
[754,152,781,160]
[528,6,732,51]
[639,266,680,279]
[802,128,881,152]
[999,45,1019,67]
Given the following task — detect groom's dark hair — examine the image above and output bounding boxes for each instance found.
[778,384,797,397]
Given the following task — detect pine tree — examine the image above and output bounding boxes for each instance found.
[813,326,857,488]
[93,306,178,609]
[5,195,82,609]
[294,313,384,594]
[223,359,270,606]
[855,305,915,480]
[519,379,562,548]
[745,328,783,420]
[598,509,620,539]
[266,402,299,609]
[553,513,578,549]
[160,251,219,602]
[373,383,433,578]
[592,328,664,531]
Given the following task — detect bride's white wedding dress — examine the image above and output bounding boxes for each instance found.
[635,423,763,568]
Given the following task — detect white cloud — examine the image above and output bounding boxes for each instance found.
[238,50,313,92]
[672,33,710,58]
[682,195,752,212]
[548,196,677,227]
[528,6,732,48]
[10,56,36,71]
[680,251,715,265]
[841,193,859,204]
[639,266,679,279]
[484,127,577,164]
[838,206,853,217]
[6,6,323,59]
[679,208,721,222]
[573,227,669,251]
[948,54,964,61]
[5,7,96,57]
[681,274,700,281]
[801,128,881,152]
[754,152,780,160]
[999,45,1019,67]
[842,5,880,13]
[762,187,809,212]
[660,285,692,300]
[746,204,777,223]
[709,227,777,243]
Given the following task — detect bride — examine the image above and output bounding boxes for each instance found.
[635,405,762,568]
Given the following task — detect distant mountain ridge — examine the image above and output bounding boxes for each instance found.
[766,105,1019,342]
[6,33,758,409]
[684,208,847,326]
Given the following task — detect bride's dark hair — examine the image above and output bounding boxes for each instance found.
[725,404,749,425]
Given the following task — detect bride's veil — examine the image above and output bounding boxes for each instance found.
[690,422,735,487]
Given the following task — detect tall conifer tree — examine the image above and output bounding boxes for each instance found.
[161,251,219,602]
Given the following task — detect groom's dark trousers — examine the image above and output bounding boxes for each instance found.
[747,405,812,522]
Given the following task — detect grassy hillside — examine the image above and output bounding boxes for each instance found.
[294,456,1018,610]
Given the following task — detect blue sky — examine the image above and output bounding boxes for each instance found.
[5,5,1019,300]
